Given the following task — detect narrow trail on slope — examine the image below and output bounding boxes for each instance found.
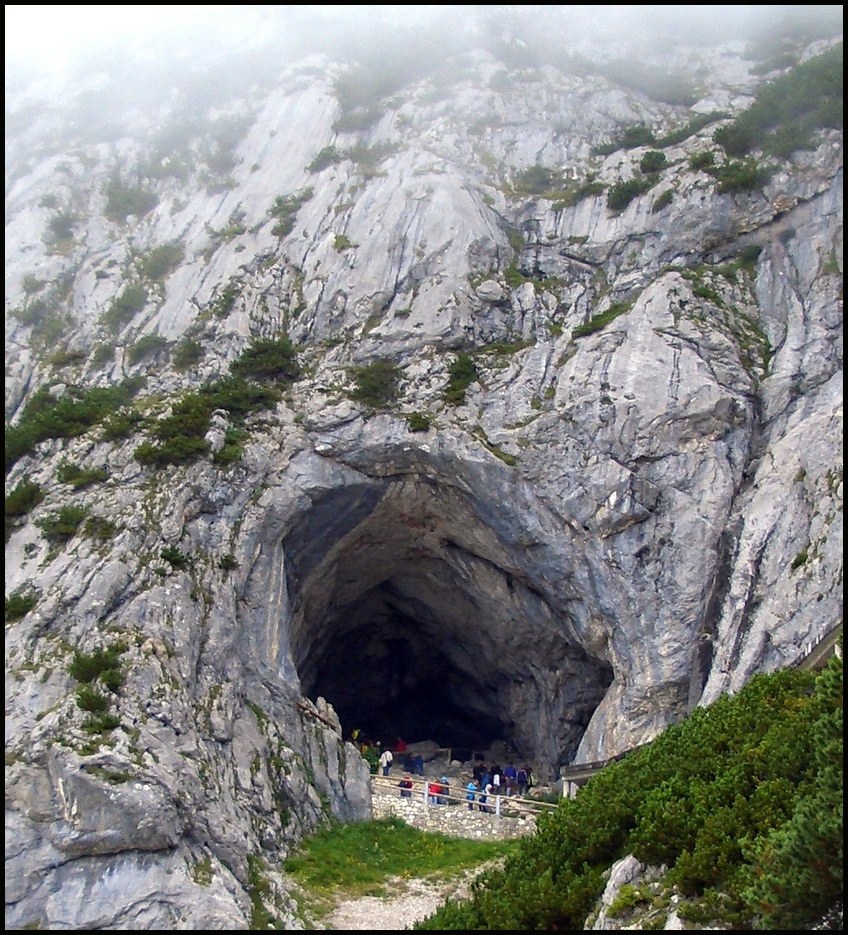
[297,861,500,930]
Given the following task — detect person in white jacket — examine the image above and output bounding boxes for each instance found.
[378,746,394,776]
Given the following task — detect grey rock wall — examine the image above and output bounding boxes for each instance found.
[5,21,842,929]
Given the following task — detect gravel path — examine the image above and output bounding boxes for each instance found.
[312,863,495,930]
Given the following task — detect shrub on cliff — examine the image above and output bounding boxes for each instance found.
[415,650,843,930]
[348,359,402,409]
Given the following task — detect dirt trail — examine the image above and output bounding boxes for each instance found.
[306,864,492,930]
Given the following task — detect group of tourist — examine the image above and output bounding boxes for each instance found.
[351,731,536,808]
[466,760,533,810]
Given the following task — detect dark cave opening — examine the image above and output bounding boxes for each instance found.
[282,477,614,775]
[302,595,508,749]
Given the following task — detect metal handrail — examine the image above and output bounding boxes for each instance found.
[370,773,559,817]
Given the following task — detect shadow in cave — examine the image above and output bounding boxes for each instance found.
[302,602,507,749]
[282,478,614,776]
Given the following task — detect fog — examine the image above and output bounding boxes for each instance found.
[6,4,842,82]
[4,4,842,158]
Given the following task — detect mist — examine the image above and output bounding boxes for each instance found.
[6,5,842,84]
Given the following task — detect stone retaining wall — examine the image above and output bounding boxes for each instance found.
[372,789,537,840]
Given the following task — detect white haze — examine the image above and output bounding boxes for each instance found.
[5,4,842,79]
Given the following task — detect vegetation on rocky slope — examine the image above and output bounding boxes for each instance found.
[415,650,843,930]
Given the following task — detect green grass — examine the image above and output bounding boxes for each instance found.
[284,817,516,906]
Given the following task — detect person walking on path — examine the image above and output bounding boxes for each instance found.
[379,745,394,776]
[466,779,478,810]
[398,774,413,798]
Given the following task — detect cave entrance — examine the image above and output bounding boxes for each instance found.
[283,474,613,777]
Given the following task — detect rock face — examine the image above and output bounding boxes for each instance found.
[5,11,843,929]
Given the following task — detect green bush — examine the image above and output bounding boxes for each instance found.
[135,435,210,468]
[45,211,78,243]
[82,713,121,734]
[334,233,356,251]
[47,348,87,370]
[714,44,842,157]
[551,180,606,210]
[406,411,433,432]
[607,177,654,212]
[639,151,667,174]
[230,336,302,384]
[68,644,126,684]
[6,478,45,542]
[207,279,242,318]
[307,146,343,172]
[416,656,842,931]
[100,284,149,333]
[512,166,564,195]
[269,189,313,238]
[126,333,169,365]
[737,244,763,270]
[710,159,772,194]
[38,504,89,545]
[5,588,39,622]
[137,242,184,282]
[652,190,674,213]
[443,354,477,406]
[6,382,140,474]
[172,338,205,371]
[161,545,190,568]
[219,553,239,572]
[740,657,842,928]
[689,150,716,171]
[99,408,143,441]
[134,376,280,469]
[84,515,118,541]
[573,301,633,338]
[348,360,403,409]
[103,177,159,224]
[75,684,109,713]
[655,112,726,148]
[597,124,656,155]
[56,461,109,488]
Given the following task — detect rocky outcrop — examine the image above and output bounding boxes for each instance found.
[5,13,842,929]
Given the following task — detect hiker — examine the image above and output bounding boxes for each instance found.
[438,775,450,805]
[491,763,502,798]
[516,765,529,796]
[398,774,413,798]
[428,780,441,805]
[503,761,517,796]
[466,779,478,810]
[378,745,394,776]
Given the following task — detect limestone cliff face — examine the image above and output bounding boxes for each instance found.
[5,14,843,929]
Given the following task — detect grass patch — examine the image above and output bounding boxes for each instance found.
[573,301,634,338]
[285,817,516,904]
